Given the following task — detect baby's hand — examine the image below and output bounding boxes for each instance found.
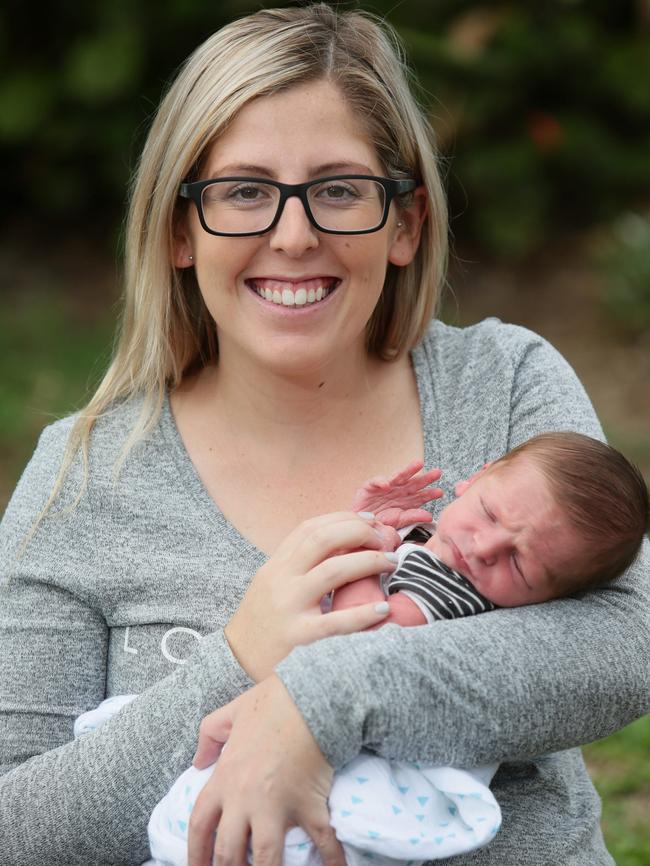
[352,460,443,529]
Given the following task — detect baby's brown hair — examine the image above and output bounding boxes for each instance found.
[494,432,649,591]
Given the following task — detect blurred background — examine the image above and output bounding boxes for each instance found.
[1,1,649,860]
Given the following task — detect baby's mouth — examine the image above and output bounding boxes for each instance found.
[247,277,341,307]
[451,540,472,577]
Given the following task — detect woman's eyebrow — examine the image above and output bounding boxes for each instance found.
[207,161,376,179]
[311,161,376,175]
[208,163,275,178]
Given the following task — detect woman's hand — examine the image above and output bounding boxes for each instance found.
[351,460,443,529]
[188,675,345,866]
[225,512,396,682]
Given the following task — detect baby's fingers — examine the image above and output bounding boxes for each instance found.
[400,467,443,495]
[408,486,444,506]
[393,508,435,529]
[385,459,425,487]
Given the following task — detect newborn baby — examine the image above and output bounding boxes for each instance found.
[336,430,648,624]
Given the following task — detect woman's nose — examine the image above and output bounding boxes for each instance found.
[269,196,319,257]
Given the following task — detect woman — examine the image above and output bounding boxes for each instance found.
[0,5,648,866]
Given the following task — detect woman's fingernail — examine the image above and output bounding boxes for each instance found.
[358,511,375,519]
[374,601,390,614]
[384,552,399,563]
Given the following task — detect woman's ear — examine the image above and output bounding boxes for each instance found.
[388,186,428,267]
[171,216,194,269]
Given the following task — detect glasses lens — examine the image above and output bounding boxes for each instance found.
[308,178,386,232]
[201,180,280,234]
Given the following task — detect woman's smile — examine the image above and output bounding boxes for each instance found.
[245,276,342,309]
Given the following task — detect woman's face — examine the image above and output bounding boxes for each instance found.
[174,79,424,378]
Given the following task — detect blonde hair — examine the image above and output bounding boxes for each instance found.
[40,2,448,522]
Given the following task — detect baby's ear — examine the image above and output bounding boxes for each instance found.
[454,462,492,497]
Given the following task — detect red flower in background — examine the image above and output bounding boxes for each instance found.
[527,112,564,151]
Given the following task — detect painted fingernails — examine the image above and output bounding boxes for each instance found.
[384,552,399,563]
[374,602,390,614]
[358,511,375,519]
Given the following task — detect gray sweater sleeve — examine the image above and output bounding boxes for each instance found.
[0,421,254,865]
[275,323,650,769]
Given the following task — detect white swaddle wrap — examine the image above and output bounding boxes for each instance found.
[76,696,501,866]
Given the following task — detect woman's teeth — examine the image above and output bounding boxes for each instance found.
[250,279,337,307]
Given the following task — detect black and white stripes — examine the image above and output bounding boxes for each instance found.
[387,545,498,621]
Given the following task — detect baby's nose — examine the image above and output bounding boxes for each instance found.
[473,528,509,564]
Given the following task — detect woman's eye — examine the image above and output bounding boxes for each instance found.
[316,183,358,201]
[232,185,264,200]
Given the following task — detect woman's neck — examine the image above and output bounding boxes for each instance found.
[192,341,389,439]
[170,340,422,553]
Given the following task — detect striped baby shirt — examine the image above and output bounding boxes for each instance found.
[386,542,498,623]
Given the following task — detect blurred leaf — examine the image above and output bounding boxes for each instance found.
[600,38,650,113]
[597,212,650,334]
[64,28,142,102]
[0,71,55,141]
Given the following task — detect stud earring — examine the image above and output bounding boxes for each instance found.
[396,221,404,228]
[188,255,194,261]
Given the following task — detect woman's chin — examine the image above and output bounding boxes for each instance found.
[236,334,366,382]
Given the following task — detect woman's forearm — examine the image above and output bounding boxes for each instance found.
[0,628,252,866]
[276,539,650,770]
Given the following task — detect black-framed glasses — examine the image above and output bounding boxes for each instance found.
[178,175,416,237]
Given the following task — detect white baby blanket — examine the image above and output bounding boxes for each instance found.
[76,696,501,866]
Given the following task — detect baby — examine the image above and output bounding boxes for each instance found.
[335,430,649,626]
[75,431,648,866]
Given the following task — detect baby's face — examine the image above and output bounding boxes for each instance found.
[425,458,586,607]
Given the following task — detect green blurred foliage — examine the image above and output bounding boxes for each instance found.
[1,0,649,258]
[584,714,650,866]
[596,211,650,333]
